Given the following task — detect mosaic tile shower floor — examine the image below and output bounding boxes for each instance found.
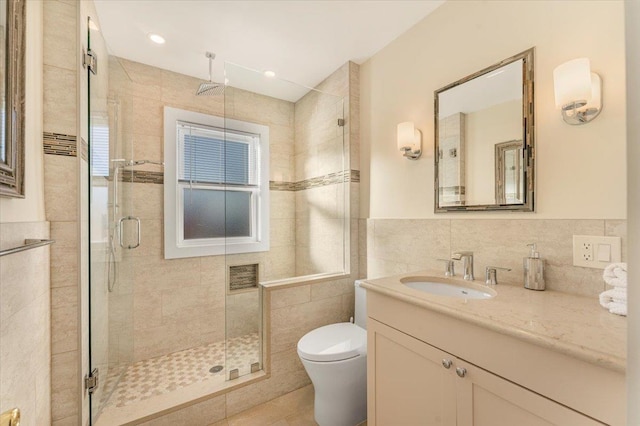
[101,333,260,409]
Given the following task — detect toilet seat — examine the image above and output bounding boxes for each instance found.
[297,322,366,362]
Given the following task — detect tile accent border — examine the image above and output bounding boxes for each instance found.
[43,132,77,156]
[270,169,360,191]
[119,170,164,184]
[112,169,359,190]
[42,138,358,192]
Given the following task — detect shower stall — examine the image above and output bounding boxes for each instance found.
[86,15,348,425]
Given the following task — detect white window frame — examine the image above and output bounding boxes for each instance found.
[164,107,270,259]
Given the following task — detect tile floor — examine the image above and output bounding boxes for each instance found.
[212,385,367,426]
[101,333,260,409]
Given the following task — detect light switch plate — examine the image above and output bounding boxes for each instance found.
[573,235,621,269]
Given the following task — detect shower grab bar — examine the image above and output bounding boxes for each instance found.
[118,216,141,249]
[0,238,55,257]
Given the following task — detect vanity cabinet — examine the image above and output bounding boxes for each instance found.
[368,319,602,426]
[365,289,625,426]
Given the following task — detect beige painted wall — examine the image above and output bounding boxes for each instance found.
[625,0,640,421]
[360,0,626,219]
[0,0,45,223]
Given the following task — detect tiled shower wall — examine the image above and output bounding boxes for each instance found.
[295,62,360,277]
[366,218,627,296]
[138,63,361,425]
[133,276,357,424]
[42,1,82,424]
[43,1,362,420]
[108,56,297,362]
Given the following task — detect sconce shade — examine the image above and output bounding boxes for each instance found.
[396,121,422,160]
[397,121,417,150]
[585,73,602,110]
[553,58,592,109]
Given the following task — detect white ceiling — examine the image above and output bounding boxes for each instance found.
[93,0,444,102]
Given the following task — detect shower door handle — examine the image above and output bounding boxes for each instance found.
[118,216,141,249]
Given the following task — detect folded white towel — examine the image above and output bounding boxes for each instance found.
[603,262,627,288]
[599,287,628,316]
[607,302,627,316]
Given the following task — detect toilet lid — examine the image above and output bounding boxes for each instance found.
[297,322,366,362]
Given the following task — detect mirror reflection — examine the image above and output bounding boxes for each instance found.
[435,49,534,212]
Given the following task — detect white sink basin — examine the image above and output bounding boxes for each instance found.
[401,277,496,300]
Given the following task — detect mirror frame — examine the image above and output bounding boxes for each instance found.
[0,0,25,198]
[434,48,535,213]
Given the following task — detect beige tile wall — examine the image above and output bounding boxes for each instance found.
[0,222,51,426]
[294,62,360,278]
[109,57,297,362]
[42,15,360,418]
[225,277,354,417]
[42,1,81,424]
[366,218,628,296]
[140,276,354,424]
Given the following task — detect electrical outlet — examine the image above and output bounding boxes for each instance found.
[580,242,593,261]
[573,235,621,269]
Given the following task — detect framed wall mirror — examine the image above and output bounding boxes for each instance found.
[434,48,534,212]
[0,0,25,198]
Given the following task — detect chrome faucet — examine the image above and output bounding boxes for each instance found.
[436,258,455,277]
[451,251,474,281]
[485,266,511,285]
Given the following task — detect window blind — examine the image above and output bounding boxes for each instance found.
[91,124,109,177]
[177,122,258,186]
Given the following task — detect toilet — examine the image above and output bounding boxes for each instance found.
[297,280,367,426]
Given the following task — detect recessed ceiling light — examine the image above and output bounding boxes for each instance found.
[148,33,166,44]
[264,70,276,78]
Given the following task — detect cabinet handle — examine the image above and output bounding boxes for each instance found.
[456,367,467,378]
[442,359,452,369]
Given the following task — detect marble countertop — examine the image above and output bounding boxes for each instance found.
[361,271,627,373]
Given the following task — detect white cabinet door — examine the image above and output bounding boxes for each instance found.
[454,360,604,426]
[368,319,456,426]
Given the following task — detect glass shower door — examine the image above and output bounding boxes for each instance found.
[87,17,136,423]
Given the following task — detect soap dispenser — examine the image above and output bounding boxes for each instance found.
[524,243,545,291]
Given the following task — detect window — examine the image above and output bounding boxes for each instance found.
[164,107,270,259]
[90,122,109,177]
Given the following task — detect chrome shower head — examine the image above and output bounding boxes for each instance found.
[196,52,225,96]
[196,81,225,96]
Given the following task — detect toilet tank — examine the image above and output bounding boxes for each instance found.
[354,280,367,329]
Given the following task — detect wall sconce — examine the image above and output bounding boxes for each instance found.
[553,58,602,125]
[397,121,422,160]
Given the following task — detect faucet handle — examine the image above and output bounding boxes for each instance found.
[436,259,455,277]
[451,251,473,260]
[485,266,511,285]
